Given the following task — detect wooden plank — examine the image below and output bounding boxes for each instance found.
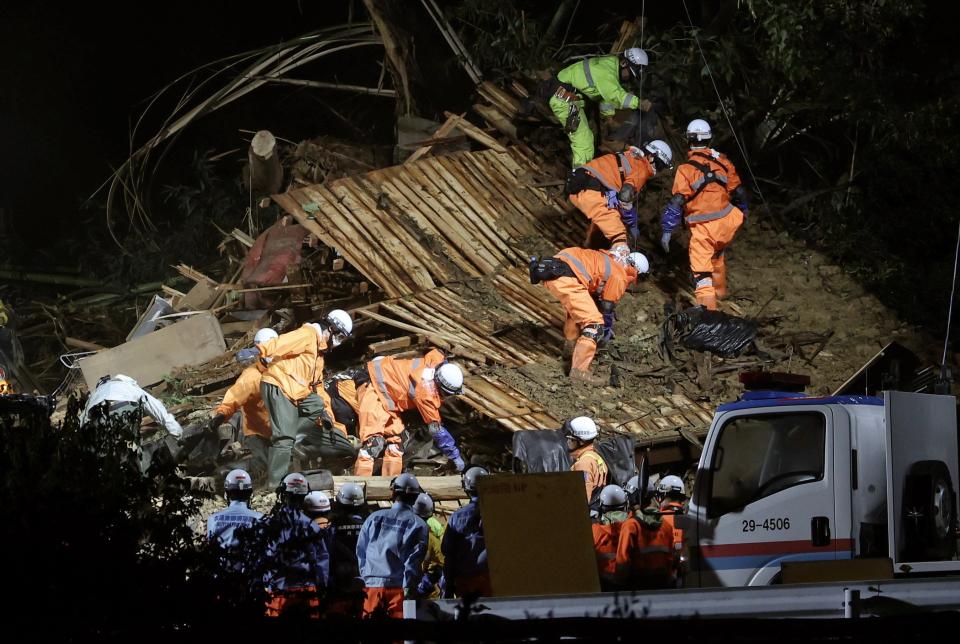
[273,192,396,296]
[331,179,437,291]
[404,112,464,164]
[474,103,518,140]
[368,335,413,354]
[77,313,226,390]
[174,264,217,286]
[219,320,260,335]
[348,174,455,284]
[331,475,468,501]
[176,280,221,311]
[375,174,480,277]
[442,111,507,153]
[399,165,501,273]
[311,183,422,294]
[400,160,501,268]
[356,308,484,350]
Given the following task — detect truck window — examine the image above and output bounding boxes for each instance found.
[707,412,825,518]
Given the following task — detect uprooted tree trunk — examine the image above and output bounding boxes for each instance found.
[245,130,284,199]
[363,0,420,116]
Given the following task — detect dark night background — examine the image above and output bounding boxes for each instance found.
[2,0,960,347]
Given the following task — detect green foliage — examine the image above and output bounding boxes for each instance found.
[451,0,556,77]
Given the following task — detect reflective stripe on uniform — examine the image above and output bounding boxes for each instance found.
[373,360,395,411]
[577,167,617,192]
[599,102,614,113]
[582,59,595,88]
[597,253,612,296]
[621,92,636,109]
[695,276,713,289]
[557,252,592,286]
[407,358,421,400]
[617,153,632,177]
[582,450,608,477]
[685,203,734,224]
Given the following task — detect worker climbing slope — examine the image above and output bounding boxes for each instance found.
[531,248,649,383]
[566,142,673,252]
[660,119,749,310]
[549,48,653,166]
[354,348,465,476]
[235,310,353,487]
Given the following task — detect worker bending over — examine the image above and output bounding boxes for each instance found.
[354,348,465,476]
[532,247,648,384]
[660,119,749,310]
[235,310,353,487]
[210,327,278,481]
[566,142,672,253]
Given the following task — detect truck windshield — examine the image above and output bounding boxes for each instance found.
[708,412,825,518]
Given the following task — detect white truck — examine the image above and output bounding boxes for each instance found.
[682,388,960,587]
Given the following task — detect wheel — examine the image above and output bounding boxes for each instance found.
[902,460,957,561]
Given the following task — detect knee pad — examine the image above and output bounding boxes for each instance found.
[581,324,602,343]
[692,271,713,288]
[362,434,386,459]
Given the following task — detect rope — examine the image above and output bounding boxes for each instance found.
[680,0,767,206]
[942,219,960,368]
[635,0,646,149]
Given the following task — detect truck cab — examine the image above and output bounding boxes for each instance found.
[684,389,959,587]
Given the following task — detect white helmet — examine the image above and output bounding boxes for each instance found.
[303,490,331,515]
[462,466,490,496]
[599,484,628,511]
[626,252,649,274]
[564,416,598,442]
[686,119,713,143]
[643,139,673,169]
[253,327,278,345]
[436,363,464,396]
[325,309,353,347]
[335,482,366,507]
[224,468,253,492]
[623,47,649,74]
[280,472,309,496]
[657,474,686,497]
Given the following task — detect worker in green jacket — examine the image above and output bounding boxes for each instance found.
[549,48,652,166]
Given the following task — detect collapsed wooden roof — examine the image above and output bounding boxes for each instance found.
[273,145,713,444]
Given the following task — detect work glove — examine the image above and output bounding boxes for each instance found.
[208,413,226,433]
[660,231,672,253]
[640,98,653,112]
[602,311,616,343]
[236,347,260,366]
[739,203,748,221]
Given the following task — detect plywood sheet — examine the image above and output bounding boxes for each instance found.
[78,313,226,390]
[479,472,600,596]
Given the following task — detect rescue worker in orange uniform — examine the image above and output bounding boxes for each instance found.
[354,349,465,476]
[235,310,353,487]
[531,247,649,383]
[591,484,632,590]
[564,417,608,502]
[660,119,749,310]
[210,328,277,480]
[656,474,688,586]
[566,141,673,254]
[621,474,676,589]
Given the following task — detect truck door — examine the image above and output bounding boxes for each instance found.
[691,407,842,586]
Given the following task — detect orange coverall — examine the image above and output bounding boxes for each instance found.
[670,148,745,309]
[213,363,271,440]
[591,517,625,588]
[543,247,638,373]
[355,349,446,476]
[257,323,332,406]
[570,152,654,249]
[619,514,676,589]
[571,443,608,502]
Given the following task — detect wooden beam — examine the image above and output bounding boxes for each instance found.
[331,475,468,500]
[442,111,507,153]
[252,76,397,97]
[404,112,465,164]
[368,335,413,354]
